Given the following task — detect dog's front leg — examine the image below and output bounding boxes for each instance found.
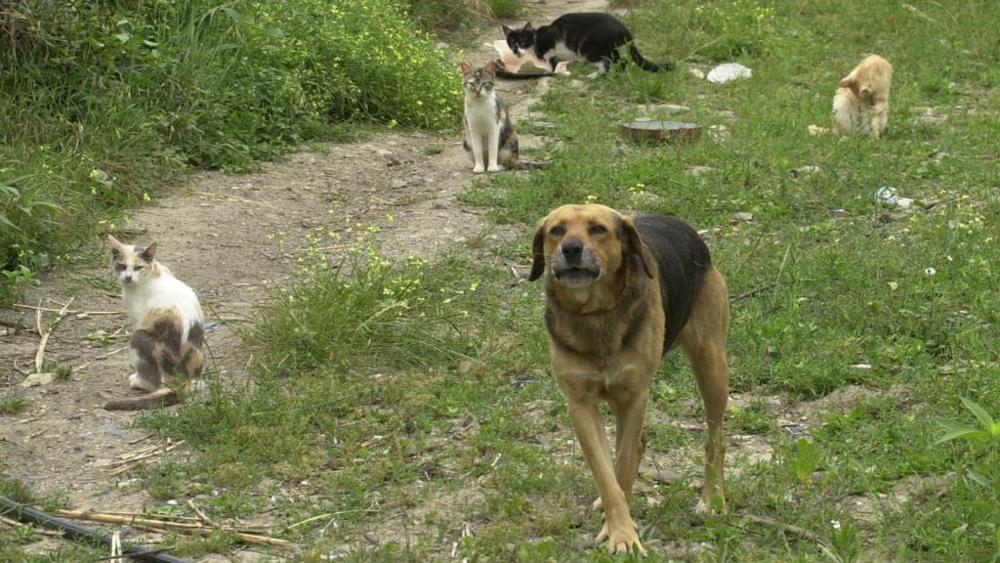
[565,396,646,555]
[608,388,650,505]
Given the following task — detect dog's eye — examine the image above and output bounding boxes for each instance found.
[549,226,565,237]
[588,225,608,235]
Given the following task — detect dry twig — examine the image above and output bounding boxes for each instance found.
[13,303,124,316]
[33,297,75,373]
[54,510,295,547]
[742,514,831,547]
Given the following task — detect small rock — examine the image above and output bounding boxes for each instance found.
[20,373,54,387]
[101,423,127,439]
[528,121,557,129]
[829,208,852,218]
[732,212,754,223]
[363,532,380,545]
[685,165,714,177]
[789,165,820,178]
[390,178,409,189]
[707,63,752,84]
[708,124,730,142]
[687,67,706,79]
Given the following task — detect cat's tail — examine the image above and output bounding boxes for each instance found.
[629,44,673,72]
[104,387,179,411]
[516,160,549,170]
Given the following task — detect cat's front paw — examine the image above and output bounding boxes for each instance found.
[472,165,486,174]
[128,372,158,392]
[487,164,505,172]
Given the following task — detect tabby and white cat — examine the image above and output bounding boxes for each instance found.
[503,13,671,78]
[461,61,519,173]
[104,235,205,410]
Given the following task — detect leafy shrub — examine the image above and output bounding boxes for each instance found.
[0,0,461,301]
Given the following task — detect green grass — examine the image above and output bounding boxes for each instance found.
[0,0,462,302]
[0,395,29,416]
[121,0,1000,560]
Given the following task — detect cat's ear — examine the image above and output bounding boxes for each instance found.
[139,243,157,262]
[501,25,513,36]
[524,22,533,31]
[107,234,126,257]
[460,62,473,77]
[484,60,497,76]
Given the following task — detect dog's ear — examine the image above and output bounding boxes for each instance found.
[621,217,653,278]
[528,218,547,281]
[838,76,854,89]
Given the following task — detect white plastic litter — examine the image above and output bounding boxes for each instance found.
[875,186,913,209]
[707,63,753,84]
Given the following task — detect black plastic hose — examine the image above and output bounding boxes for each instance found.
[0,496,189,563]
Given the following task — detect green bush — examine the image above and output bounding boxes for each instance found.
[0,0,461,301]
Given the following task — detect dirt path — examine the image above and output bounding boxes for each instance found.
[0,0,605,556]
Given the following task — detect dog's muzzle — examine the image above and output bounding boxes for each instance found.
[552,239,602,286]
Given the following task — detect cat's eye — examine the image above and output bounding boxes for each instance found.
[549,226,565,237]
[114,264,126,272]
[483,84,492,90]
[134,265,144,270]
[588,224,608,235]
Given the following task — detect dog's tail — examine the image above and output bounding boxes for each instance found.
[104,387,179,411]
[629,44,673,72]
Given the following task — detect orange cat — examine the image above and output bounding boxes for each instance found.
[832,55,893,138]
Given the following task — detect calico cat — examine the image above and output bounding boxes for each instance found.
[104,235,206,411]
[503,13,671,78]
[462,60,519,173]
[832,54,893,138]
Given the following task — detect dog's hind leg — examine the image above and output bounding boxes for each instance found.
[677,266,730,514]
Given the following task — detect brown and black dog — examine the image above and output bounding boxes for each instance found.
[529,204,730,555]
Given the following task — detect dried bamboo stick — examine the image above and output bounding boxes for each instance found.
[54,510,294,547]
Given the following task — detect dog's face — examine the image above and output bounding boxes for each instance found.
[529,204,652,287]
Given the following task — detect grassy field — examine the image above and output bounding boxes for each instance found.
[6,0,999,560]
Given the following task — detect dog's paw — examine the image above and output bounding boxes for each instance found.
[596,520,646,556]
[694,494,727,516]
[591,497,603,512]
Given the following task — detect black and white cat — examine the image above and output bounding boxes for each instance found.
[503,13,671,78]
